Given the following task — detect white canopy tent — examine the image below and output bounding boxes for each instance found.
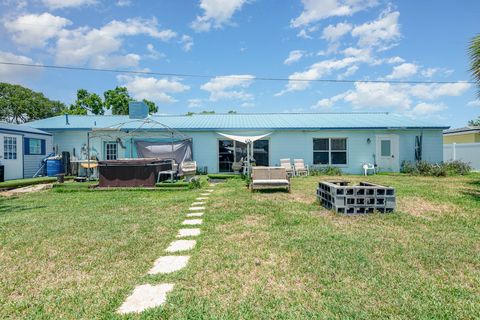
[217,132,271,175]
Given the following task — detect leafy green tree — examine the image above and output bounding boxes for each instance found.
[142,99,158,114]
[103,87,133,115]
[69,89,105,115]
[468,34,480,126]
[0,82,66,123]
[468,118,480,126]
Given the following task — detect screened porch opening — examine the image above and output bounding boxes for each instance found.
[218,139,269,172]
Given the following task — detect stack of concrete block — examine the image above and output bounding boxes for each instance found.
[317,180,395,214]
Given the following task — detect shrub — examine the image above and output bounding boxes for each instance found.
[310,165,342,176]
[400,160,471,177]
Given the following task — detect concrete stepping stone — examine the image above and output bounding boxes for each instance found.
[165,240,196,252]
[205,189,214,192]
[191,202,205,205]
[117,283,174,314]
[187,212,204,217]
[182,219,202,225]
[199,193,210,196]
[148,256,190,275]
[196,197,208,200]
[177,228,201,237]
[189,206,205,211]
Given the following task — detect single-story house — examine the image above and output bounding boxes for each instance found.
[0,122,53,180]
[27,110,447,175]
[443,126,480,144]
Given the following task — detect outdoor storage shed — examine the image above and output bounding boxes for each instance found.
[0,122,52,180]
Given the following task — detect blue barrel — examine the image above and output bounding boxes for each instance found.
[46,159,63,177]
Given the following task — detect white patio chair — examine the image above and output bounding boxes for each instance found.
[362,163,376,176]
[294,159,309,176]
[280,158,294,177]
[181,161,197,180]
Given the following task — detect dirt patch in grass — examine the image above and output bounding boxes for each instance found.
[397,196,459,219]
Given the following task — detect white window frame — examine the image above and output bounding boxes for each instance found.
[105,141,118,160]
[4,136,17,160]
[29,138,42,155]
[313,137,348,166]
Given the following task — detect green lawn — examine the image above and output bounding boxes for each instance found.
[1,174,479,319]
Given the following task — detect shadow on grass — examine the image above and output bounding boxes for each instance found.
[461,179,480,202]
[250,189,290,194]
[0,199,47,215]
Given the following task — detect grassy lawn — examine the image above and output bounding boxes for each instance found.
[1,174,479,319]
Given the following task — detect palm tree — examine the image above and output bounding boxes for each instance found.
[468,34,480,126]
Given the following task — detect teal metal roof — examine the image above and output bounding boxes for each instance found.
[26,113,449,131]
[0,122,52,135]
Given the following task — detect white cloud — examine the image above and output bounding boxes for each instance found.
[4,12,71,48]
[0,51,40,82]
[291,0,378,27]
[276,55,369,95]
[409,82,471,100]
[317,81,471,116]
[191,0,247,32]
[467,100,480,107]
[386,56,404,64]
[321,22,352,42]
[284,50,306,65]
[55,18,176,67]
[146,43,165,60]
[180,35,194,51]
[386,62,418,79]
[408,102,446,116]
[42,0,97,9]
[343,82,412,110]
[201,75,255,101]
[116,0,131,7]
[351,10,400,49]
[188,98,203,108]
[117,75,190,104]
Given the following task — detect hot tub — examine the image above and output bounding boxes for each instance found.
[98,158,173,188]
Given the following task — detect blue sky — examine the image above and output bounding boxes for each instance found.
[0,0,479,127]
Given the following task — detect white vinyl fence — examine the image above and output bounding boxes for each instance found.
[443,143,480,170]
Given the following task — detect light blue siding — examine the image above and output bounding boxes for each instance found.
[23,132,53,178]
[49,128,444,174]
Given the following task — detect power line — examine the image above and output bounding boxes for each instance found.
[0,61,475,85]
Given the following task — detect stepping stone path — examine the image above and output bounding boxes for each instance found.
[177,228,201,237]
[118,284,174,314]
[118,185,215,314]
[165,240,196,252]
[148,256,190,275]
[182,219,203,225]
[187,212,204,217]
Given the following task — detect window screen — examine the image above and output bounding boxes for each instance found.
[313,138,347,165]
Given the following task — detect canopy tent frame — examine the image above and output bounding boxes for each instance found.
[217,132,271,176]
[85,117,190,180]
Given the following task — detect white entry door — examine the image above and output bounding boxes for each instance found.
[0,134,23,180]
[376,135,399,172]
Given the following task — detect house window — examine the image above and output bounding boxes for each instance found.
[29,138,42,155]
[105,142,118,160]
[4,136,17,160]
[380,140,391,157]
[313,138,347,165]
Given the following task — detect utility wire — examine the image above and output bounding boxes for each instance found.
[0,61,475,85]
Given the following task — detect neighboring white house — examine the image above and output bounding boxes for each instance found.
[0,122,53,180]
